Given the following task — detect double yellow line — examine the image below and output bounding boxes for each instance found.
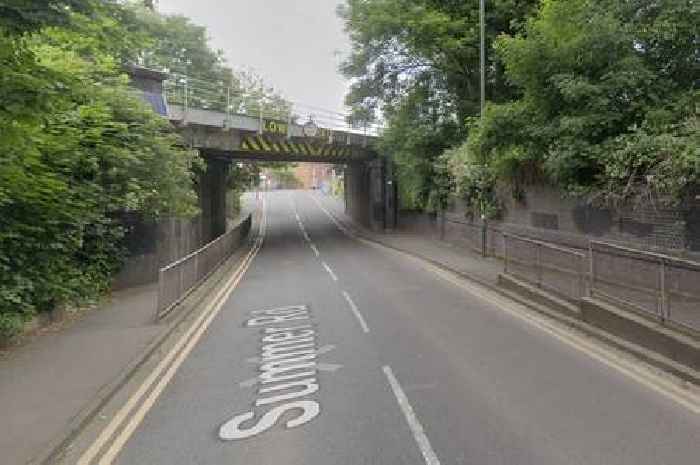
[77,198,267,465]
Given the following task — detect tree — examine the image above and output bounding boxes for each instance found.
[0,0,94,34]
[0,5,199,337]
[338,0,537,210]
[458,0,699,207]
[339,0,536,125]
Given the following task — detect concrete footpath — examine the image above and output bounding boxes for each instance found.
[313,191,700,385]
[0,201,258,465]
[314,192,504,287]
[0,285,162,465]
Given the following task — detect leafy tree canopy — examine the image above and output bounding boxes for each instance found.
[338,0,537,209]
[1,1,261,336]
[458,0,699,209]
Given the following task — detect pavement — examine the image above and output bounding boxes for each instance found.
[63,190,700,465]
[0,284,161,465]
[314,193,504,288]
[0,201,258,465]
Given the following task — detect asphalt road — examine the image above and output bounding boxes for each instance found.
[110,190,699,465]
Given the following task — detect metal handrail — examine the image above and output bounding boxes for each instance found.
[503,232,588,300]
[162,72,385,136]
[155,214,252,319]
[590,241,700,270]
[590,241,700,328]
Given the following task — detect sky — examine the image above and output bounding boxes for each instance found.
[158,0,352,116]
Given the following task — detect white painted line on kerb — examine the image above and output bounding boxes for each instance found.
[309,243,320,257]
[342,291,370,333]
[321,261,338,281]
[383,366,441,465]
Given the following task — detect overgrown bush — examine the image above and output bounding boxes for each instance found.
[0,5,199,337]
[458,0,699,207]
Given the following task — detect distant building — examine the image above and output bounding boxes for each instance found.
[293,163,334,190]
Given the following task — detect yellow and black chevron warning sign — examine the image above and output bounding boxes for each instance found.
[239,134,353,158]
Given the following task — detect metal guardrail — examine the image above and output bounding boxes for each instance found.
[155,214,252,319]
[590,241,700,331]
[442,216,506,259]
[504,233,588,301]
[163,73,385,136]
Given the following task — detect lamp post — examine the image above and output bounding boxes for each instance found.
[479,0,486,120]
[480,0,486,120]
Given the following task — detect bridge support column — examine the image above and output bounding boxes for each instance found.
[199,157,229,242]
[344,161,369,227]
[367,158,397,232]
[344,158,397,232]
[368,159,384,232]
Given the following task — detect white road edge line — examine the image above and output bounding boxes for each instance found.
[383,365,441,465]
[309,243,320,257]
[78,197,268,465]
[321,261,338,281]
[308,191,700,415]
[342,290,370,333]
[308,193,351,235]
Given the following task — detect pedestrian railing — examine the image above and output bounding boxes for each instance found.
[590,241,700,331]
[504,233,588,301]
[156,214,252,319]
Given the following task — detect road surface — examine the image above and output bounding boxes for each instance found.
[85,190,700,465]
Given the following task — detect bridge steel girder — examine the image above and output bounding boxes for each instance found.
[177,124,376,164]
[201,149,369,164]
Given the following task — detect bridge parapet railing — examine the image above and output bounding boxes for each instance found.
[156,214,252,319]
[590,241,700,331]
[503,233,588,301]
[162,73,384,137]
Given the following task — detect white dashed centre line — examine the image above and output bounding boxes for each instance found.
[321,261,338,282]
[383,366,441,465]
[341,291,370,333]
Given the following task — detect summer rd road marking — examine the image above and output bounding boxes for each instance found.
[383,366,441,465]
[342,290,370,333]
[240,345,342,388]
[309,243,320,257]
[322,261,338,281]
[219,304,342,440]
[307,192,700,416]
[77,198,268,465]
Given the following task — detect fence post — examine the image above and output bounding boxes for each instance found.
[659,258,666,322]
[258,97,264,135]
[481,219,487,258]
[578,254,586,299]
[536,243,543,288]
[155,268,165,319]
[194,253,200,283]
[178,263,184,301]
[589,242,595,297]
[183,79,188,124]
